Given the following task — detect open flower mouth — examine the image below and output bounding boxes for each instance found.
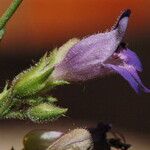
[104,43,150,94]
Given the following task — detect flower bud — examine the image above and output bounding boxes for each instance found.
[27,103,67,122]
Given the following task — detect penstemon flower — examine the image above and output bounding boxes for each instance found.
[51,9,150,94]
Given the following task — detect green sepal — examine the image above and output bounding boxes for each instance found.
[48,80,70,86]
[40,80,70,94]
[5,111,27,120]
[0,82,9,101]
[11,56,54,98]
[46,96,57,103]
[27,103,67,122]
[26,96,58,106]
[26,97,45,106]
[45,80,70,90]
[0,82,12,117]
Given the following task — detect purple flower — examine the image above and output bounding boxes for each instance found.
[51,9,150,94]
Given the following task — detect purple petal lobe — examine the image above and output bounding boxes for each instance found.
[125,65,150,93]
[107,64,139,93]
[118,48,143,72]
[106,64,150,94]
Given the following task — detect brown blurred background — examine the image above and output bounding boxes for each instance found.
[0,0,150,149]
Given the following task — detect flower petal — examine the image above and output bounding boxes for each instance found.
[106,64,150,94]
[118,48,143,72]
[125,65,150,93]
[106,64,139,93]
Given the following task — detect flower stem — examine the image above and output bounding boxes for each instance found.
[0,0,23,30]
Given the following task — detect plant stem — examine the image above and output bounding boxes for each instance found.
[0,0,23,30]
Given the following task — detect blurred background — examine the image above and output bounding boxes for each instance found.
[0,0,150,149]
